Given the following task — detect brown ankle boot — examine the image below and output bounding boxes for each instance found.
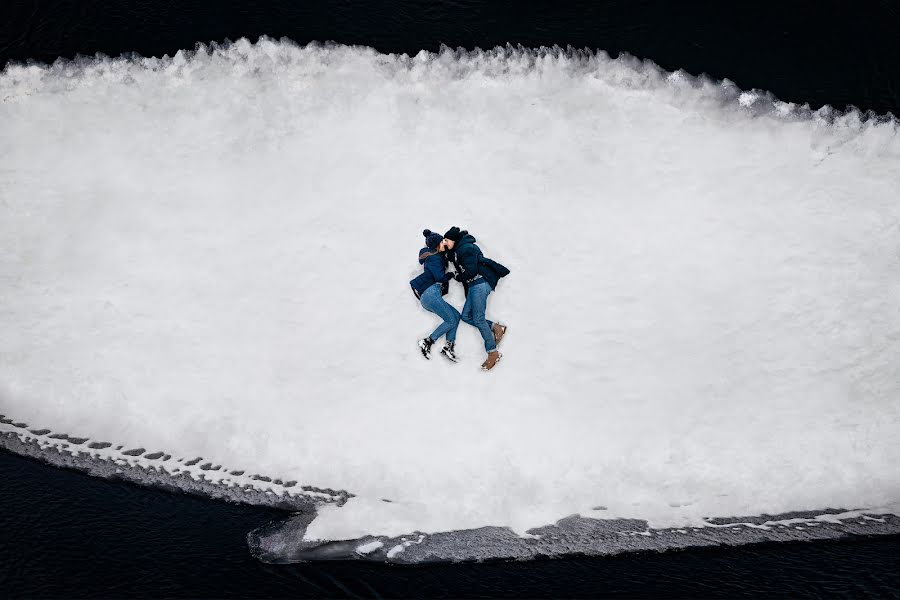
[481,351,502,371]
[492,323,507,345]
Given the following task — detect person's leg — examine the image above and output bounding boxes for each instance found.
[467,283,497,353]
[461,293,490,329]
[442,299,461,343]
[421,285,460,342]
[430,295,460,343]
[465,297,492,329]
[460,291,474,327]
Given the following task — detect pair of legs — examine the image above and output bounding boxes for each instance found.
[420,283,460,343]
[460,280,497,354]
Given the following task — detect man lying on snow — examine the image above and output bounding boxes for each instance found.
[409,226,510,371]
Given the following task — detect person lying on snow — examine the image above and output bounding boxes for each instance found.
[441,226,510,371]
[410,229,460,362]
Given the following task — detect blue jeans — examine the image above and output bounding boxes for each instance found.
[420,284,460,343]
[461,280,496,353]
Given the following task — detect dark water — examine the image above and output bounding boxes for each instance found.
[3,1,900,597]
[3,450,900,598]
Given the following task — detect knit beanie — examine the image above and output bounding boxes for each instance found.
[423,229,443,250]
[443,226,465,242]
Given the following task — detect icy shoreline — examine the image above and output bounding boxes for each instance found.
[249,508,900,564]
[3,423,898,565]
[0,418,347,511]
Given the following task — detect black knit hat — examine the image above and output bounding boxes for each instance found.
[423,229,443,250]
[443,226,466,242]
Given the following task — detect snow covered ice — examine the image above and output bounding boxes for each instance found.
[1,40,899,546]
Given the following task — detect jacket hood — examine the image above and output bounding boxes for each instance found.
[419,247,438,265]
[455,234,477,247]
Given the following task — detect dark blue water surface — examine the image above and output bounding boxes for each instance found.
[3,1,900,597]
[3,450,899,598]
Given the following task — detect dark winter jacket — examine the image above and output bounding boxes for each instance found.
[449,234,510,293]
[410,247,452,298]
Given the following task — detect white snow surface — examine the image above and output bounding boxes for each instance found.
[355,540,384,555]
[2,40,900,542]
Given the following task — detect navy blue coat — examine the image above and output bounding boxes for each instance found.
[450,234,510,292]
[410,248,451,298]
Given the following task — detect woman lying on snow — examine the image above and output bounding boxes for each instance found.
[410,230,460,362]
[410,227,509,371]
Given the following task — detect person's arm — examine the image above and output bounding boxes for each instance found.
[456,245,481,281]
[424,254,445,283]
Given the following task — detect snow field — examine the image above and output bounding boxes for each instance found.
[1,40,899,541]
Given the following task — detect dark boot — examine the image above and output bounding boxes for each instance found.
[418,337,434,359]
[440,341,459,363]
